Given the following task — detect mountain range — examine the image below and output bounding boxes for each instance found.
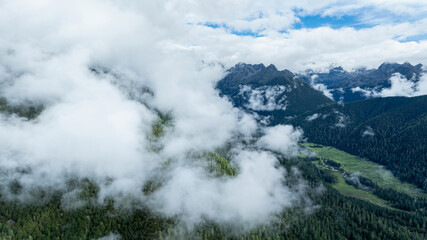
[298,62,425,102]
[216,63,333,125]
[217,62,427,191]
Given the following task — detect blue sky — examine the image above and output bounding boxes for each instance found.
[294,14,375,30]
[202,4,427,42]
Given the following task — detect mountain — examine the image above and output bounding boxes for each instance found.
[216,63,333,125]
[286,95,427,191]
[2,62,427,240]
[298,62,425,102]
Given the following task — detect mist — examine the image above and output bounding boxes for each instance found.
[0,0,312,232]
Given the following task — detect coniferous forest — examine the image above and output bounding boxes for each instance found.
[1,157,427,240]
[287,95,427,191]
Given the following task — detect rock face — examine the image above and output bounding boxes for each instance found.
[298,62,424,103]
[216,63,333,125]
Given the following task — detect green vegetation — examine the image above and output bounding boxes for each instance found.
[330,171,390,208]
[147,111,174,153]
[151,112,173,138]
[0,195,174,240]
[288,95,427,192]
[0,97,43,120]
[3,157,426,239]
[206,152,238,177]
[311,158,390,208]
[303,143,427,198]
[304,143,427,215]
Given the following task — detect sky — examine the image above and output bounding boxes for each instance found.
[2,1,427,71]
[165,0,427,71]
[0,0,426,237]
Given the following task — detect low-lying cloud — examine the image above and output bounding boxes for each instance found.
[256,125,303,157]
[0,0,311,232]
[352,72,427,98]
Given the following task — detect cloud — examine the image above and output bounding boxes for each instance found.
[333,110,347,128]
[309,75,334,99]
[256,125,303,157]
[306,113,321,121]
[0,0,426,233]
[150,149,303,229]
[0,0,311,232]
[379,73,418,97]
[362,126,375,137]
[94,233,121,240]
[352,72,427,97]
[239,85,288,111]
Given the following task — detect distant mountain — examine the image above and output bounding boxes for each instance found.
[286,95,427,191]
[298,62,425,102]
[216,63,333,125]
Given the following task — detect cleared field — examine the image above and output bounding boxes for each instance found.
[303,143,427,198]
[311,160,391,207]
[331,172,391,208]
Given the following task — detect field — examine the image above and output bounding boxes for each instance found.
[303,143,427,199]
[311,159,391,208]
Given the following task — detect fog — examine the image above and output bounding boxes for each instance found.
[0,0,311,231]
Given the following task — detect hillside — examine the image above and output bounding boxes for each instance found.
[1,155,426,239]
[216,63,333,125]
[287,95,427,191]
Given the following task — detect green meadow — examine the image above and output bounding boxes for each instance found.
[303,143,427,199]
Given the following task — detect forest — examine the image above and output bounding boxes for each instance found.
[1,156,426,240]
[287,95,427,192]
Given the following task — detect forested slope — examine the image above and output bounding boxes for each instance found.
[1,157,426,240]
[287,95,427,191]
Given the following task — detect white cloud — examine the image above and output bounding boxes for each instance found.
[333,110,347,128]
[379,73,417,97]
[309,75,334,99]
[306,113,321,121]
[0,0,312,231]
[362,126,375,137]
[239,85,289,111]
[93,233,121,240]
[150,150,303,229]
[256,125,303,157]
[352,72,427,97]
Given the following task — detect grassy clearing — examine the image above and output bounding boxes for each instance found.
[311,159,391,208]
[330,172,390,208]
[302,143,427,198]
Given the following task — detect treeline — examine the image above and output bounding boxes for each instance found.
[288,95,427,192]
